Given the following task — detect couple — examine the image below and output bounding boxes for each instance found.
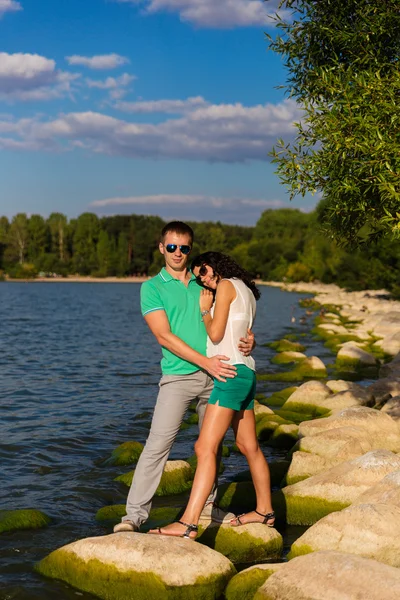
[114,221,274,540]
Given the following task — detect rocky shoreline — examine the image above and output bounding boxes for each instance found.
[2,282,400,599]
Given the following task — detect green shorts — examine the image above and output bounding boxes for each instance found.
[208,364,256,411]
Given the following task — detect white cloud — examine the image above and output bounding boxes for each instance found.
[0,97,300,161]
[0,52,78,101]
[66,53,129,70]
[0,0,22,18]
[114,0,284,28]
[90,194,288,209]
[115,96,208,114]
[86,73,135,90]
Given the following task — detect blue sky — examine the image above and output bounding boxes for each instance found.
[0,0,315,225]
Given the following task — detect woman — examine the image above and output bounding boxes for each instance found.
[149,251,274,539]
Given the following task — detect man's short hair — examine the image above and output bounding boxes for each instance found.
[161,221,194,244]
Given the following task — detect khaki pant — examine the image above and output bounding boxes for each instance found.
[124,370,216,526]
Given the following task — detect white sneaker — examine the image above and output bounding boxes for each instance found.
[113,519,139,533]
[199,502,235,524]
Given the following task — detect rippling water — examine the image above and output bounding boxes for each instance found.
[0,282,330,598]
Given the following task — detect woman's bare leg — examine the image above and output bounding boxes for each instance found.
[230,409,274,525]
[149,403,234,537]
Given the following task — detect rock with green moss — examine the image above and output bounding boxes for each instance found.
[254,401,274,420]
[102,441,144,467]
[275,450,400,525]
[115,460,193,496]
[281,380,333,417]
[258,357,327,383]
[271,351,306,365]
[184,413,199,425]
[197,522,282,564]
[288,503,400,567]
[298,407,400,453]
[254,550,400,600]
[224,563,284,600]
[36,532,236,600]
[0,509,51,534]
[266,339,306,353]
[217,482,256,514]
[267,424,299,449]
[273,408,314,424]
[284,452,330,486]
[265,387,298,407]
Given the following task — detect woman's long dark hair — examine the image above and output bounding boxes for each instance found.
[191,251,260,300]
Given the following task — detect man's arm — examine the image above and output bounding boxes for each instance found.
[144,310,236,382]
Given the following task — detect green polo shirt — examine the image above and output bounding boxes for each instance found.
[140,267,207,375]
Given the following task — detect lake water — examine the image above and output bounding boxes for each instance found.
[0,282,334,598]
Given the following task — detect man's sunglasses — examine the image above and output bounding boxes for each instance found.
[165,244,191,255]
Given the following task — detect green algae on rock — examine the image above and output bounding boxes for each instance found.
[197,523,283,564]
[257,356,327,383]
[267,424,299,449]
[115,460,193,496]
[264,387,298,407]
[271,351,306,365]
[36,532,236,600]
[0,509,51,534]
[265,339,306,353]
[224,563,284,600]
[102,441,144,467]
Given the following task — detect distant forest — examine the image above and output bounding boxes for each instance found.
[0,209,399,298]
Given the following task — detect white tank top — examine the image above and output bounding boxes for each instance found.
[206,278,256,370]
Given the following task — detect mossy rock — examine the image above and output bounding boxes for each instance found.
[323,334,364,353]
[256,419,279,441]
[217,482,256,513]
[265,387,298,407]
[222,445,230,458]
[267,424,299,449]
[197,524,283,564]
[287,543,314,560]
[257,359,326,383]
[224,564,283,600]
[272,489,350,526]
[36,535,236,600]
[273,409,314,424]
[102,441,144,467]
[187,454,225,476]
[271,352,306,365]
[0,509,51,534]
[266,339,306,353]
[184,413,199,426]
[115,460,193,496]
[298,298,320,310]
[278,400,330,419]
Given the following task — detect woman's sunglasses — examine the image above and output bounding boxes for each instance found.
[165,244,191,255]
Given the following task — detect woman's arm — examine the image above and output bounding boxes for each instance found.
[200,280,236,344]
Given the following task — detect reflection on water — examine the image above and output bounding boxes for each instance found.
[0,282,330,598]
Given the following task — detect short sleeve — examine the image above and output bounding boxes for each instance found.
[140,280,165,316]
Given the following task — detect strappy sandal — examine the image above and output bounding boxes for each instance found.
[148,520,198,540]
[231,510,275,528]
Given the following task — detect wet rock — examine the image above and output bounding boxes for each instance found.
[224,563,284,600]
[0,509,51,534]
[36,532,235,600]
[289,503,400,567]
[254,550,400,600]
[271,351,306,365]
[198,522,282,564]
[275,450,400,525]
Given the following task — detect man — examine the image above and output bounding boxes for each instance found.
[114,221,254,532]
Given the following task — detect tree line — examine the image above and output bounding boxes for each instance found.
[0,209,399,298]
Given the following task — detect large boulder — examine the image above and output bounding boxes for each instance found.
[336,343,378,367]
[36,532,235,600]
[254,550,400,600]
[281,380,332,416]
[352,470,400,508]
[298,407,400,452]
[326,379,374,401]
[286,427,373,483]
[197,522,282,564]
[276,450,400,525]
[381,396,400,421]
[289,503,400,567]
